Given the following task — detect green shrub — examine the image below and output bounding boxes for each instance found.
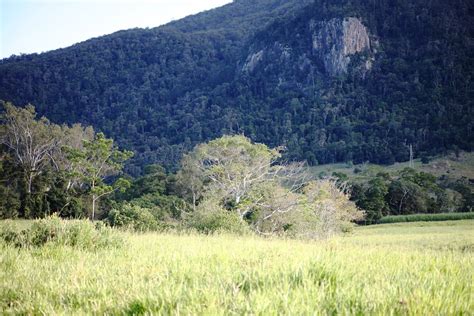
[28,215,64,246]
[107,204,162,232]
[0,215,122,249]
[62,221,122,249]
[0,221,27,247]
[379,212,474,224]
[185,209,250,235]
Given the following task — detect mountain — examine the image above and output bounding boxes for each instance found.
[1,0,473,174]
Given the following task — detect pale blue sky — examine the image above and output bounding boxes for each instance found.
[0,0,232,58]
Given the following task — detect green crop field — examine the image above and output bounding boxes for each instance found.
[1,220,473,315]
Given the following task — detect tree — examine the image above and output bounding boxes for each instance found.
[176,154,205,212]
[178,135,365,238]
[300,180,365,238]
[66,132,133,219]
[387,179,428,215]
[0,102,62,195]
[182,135,308,221]
[250,183,303,236]
[358,177,389,223]
[51,123,95,191]
[0,155,20,218]
[117,164,190,223]
[184,135,281,219]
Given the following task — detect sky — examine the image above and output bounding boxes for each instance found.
[0,0,233,59]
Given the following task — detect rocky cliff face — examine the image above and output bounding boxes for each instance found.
[242,50,265,73]
[242,17,373,77]
[311,17,372,76]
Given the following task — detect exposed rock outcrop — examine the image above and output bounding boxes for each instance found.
[241,17,373,77]
[311,17,372,76]
[242,50,264,73]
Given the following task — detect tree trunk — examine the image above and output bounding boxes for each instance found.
[398,190,408,215]
[92,195,96,220]
[26,172,33,194]
[192,192,197,212]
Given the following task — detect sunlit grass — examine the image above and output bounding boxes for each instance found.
[1,220,472,314]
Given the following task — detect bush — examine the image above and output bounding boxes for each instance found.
[186,210,250,235]
[185,199,251,235]
[0,215,122,249]
[296,180,366,238]
[378,212,474,224]
[107,204,163,232]
[0,221,28,247]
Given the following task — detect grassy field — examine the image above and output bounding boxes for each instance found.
[1,220,473,315]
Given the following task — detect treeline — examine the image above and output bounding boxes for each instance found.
[346,169,474,224]
[1,103,365,238]
[1,103,472,235]
[0,102,132,219]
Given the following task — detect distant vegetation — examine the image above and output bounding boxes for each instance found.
[312,156,474,224]
[348,167,473,224]
[1,103,472,234]
[379,212,474,224]
[0,0,472,173]
[1,103,364,238]
[0,102,133,220]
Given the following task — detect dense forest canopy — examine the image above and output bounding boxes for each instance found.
[0,0,472,175]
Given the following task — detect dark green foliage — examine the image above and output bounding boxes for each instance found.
[0,158,21,219]
[121,165,168,198]
[421,156,430,164]
[446,178,474,212]
[115,164,189,222]
[127,194,187,222]
[388,179,429,215]
[0,0,471,174]
[127,300,147,316]
[184,210,250,235]
[110,165,187,231]
[0,185,20,219]
[357,177,389,223]
[0,154,88,219]
[379,212,474,224]
[351,168,472,223]
[107,204,162,232]
[0,215,123,249]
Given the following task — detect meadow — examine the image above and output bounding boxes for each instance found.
[1,220,473,315]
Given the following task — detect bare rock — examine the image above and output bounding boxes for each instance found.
[311,17,372,76]
[242,50,264,73]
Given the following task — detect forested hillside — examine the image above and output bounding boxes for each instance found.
[0,0,472,174]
